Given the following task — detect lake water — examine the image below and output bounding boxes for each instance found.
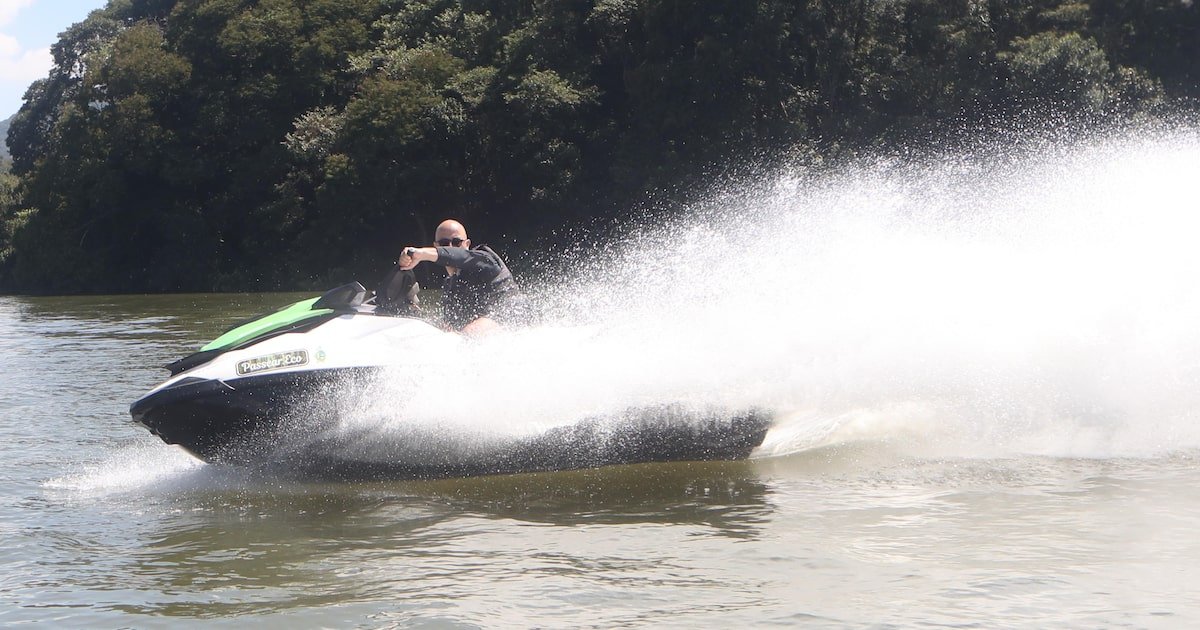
[1,293,1198,628]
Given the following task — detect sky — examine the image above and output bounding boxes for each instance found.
[0,0,108,120]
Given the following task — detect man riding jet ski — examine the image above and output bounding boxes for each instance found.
[396,218,529,336]
[129,228,770,480]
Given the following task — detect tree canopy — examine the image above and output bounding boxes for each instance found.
[0,115,12,161]
[1,0,1195,293]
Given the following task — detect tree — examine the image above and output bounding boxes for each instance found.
[0,0,1188,294]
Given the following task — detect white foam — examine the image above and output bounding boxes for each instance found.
[45,442,215,497]
[352,123,1200,461]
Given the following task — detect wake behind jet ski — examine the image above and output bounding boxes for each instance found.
[129,281,771,480]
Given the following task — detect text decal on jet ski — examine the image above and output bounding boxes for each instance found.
[236,350,309,376]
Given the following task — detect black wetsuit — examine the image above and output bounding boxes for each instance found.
[435,244,524,329]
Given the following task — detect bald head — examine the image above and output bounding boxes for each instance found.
[434,219,470,248]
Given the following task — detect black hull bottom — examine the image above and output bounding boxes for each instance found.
[281,410,772,481]
[131,370,771,481]
[131,369,371,464]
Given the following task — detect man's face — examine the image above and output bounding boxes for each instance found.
[434,228,469,249]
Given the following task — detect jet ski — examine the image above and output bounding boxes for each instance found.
[129,282,771,480]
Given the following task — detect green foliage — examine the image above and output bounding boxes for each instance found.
[0,0,1192,294]
[1000,31,1115,111]
[0,116,11,161]
[0,164,23,266]
[2,0,383,292]
[1089,0,1200,98]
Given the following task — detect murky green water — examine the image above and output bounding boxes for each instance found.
[2,294,1198,628]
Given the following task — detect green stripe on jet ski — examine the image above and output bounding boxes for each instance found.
[201,297,333,352]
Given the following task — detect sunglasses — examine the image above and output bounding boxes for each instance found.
[436,237,466,247]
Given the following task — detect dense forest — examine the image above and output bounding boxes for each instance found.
[0,0,1196,294]
[0,116,11,160]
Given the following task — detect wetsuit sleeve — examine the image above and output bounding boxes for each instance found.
[435,247,503,279]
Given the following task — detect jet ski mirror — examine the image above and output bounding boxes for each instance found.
[313,282,368,311]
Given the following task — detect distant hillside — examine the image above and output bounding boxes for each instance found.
[0,0,1195,294]
[0,115,10,161]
